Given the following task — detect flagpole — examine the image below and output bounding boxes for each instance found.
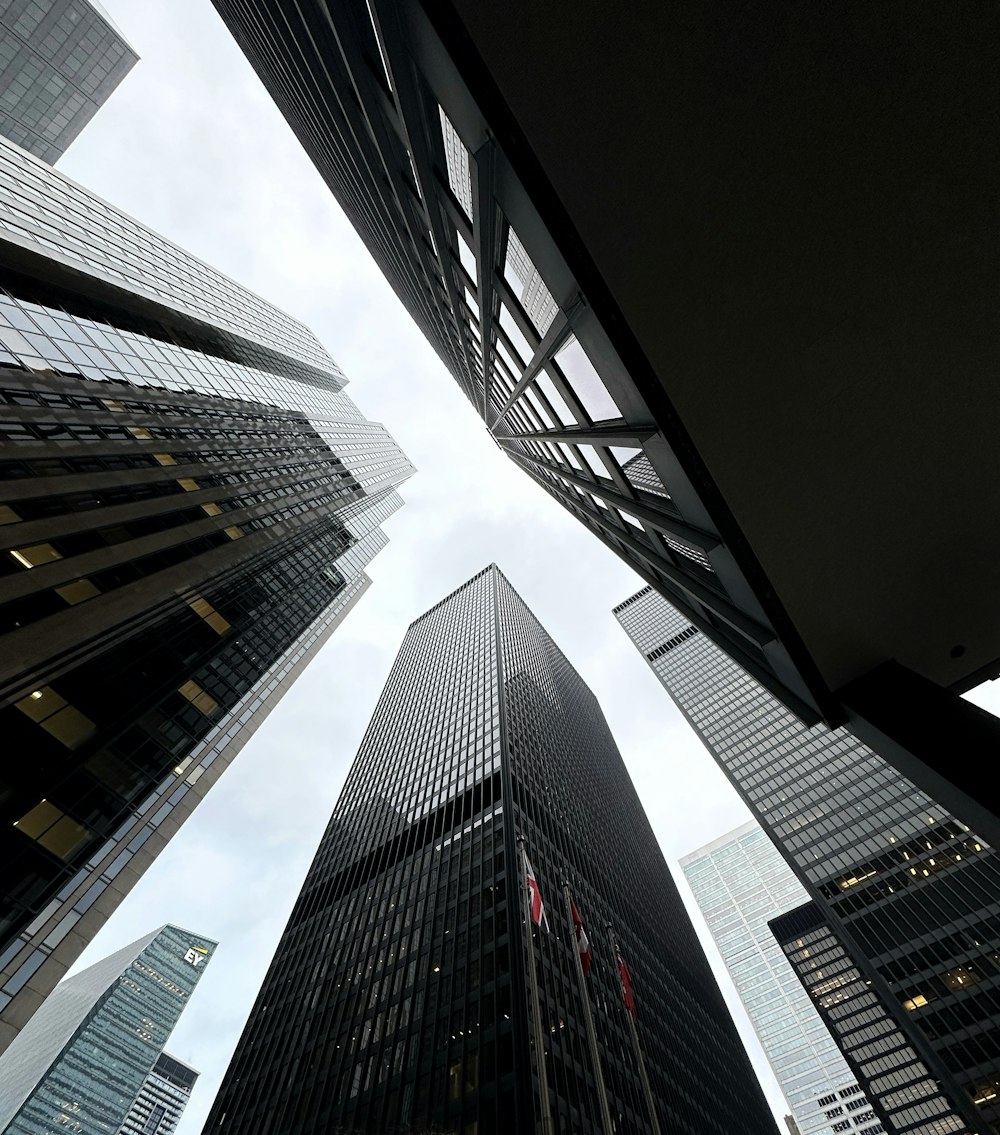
[563,883,614,1135]
[608,924,663,1135]
[518,838,555,1135]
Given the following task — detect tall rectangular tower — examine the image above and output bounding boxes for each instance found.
[615,586,1000,1133]
[0,134,412,1048]
[120,1051,199,1135]
[205,565,778,1134]
[0,923,215,1133]
[681,822,870,1135]
[0,0,138,163]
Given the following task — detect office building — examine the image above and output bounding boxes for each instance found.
[120,1051,199,1135]
[681,822,872,1135]
[0,923,215,1133]
[0,0,137,163]
[205,565,777,1134]
[616,586,1000,1133]
[0,133,413,1048]
[211,0,1000,846]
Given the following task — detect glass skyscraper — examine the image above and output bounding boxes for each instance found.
[0,133,413,1049]
[615,586,999,1134]
[205,564,778,1134]
[120,1050,199,1135]
[0,923,215,1132]
[681,821,872,1135]
[0,0,137,163]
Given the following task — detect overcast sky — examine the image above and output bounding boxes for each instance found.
[52,3,1000,1131]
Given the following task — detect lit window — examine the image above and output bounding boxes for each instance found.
[187,596,230,635]
[176,478,200,492]
[201,502,223,517]
[903,994,929,1010]
[127,426,152,439]
[55,578,100,605]
[10,543,62,568]
[153,453,176,465]
[0,504,20,524]
[15,686,95,749]
[101,399,125,411]
[178,679,219,717]
[224,525,244,540]
[13,799,91,860]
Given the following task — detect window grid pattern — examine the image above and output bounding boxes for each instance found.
[0,0,137,163]
[615,586,1000,1131]
[119,1051,198,1135]
[0,925,213,1133]
[775,908,969,1135]
[682,823,868,1135]
[205,566,778,1134]
[0,139,411,1047]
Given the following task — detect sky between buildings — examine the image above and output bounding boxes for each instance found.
[56,3,1000,1131]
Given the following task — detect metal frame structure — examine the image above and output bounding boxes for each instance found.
[212,0,828,731]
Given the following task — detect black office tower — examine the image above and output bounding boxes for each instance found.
[206,565,777,1134]
[0,134,412,1047]
[616,586,1000,1134]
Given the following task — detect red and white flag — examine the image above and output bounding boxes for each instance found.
[570,898,593,976]
[617,947,636,1020]
[523,852,550,932]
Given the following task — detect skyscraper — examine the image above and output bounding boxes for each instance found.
[615,586,1000,1133]
[0,133,412,1048]
[0,923,215,1133]
[210,1,1000,848]
[0,0,138,163]
[205,565,778,1134]
[681,821,871,1135]
[120,1051,199,1135]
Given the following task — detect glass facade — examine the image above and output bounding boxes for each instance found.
[205,565,778,1134]
[682,822,870,1135]
[0,133,412,1047]
[615,587,999,1133]
[0,923,214,1132]
[0,0,137,164]
[120,1050,198,1135]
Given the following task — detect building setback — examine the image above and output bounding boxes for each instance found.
[209,0,1000,853]
[615,586,1000,1134]
[681,822,873,1135]
[0,133,412,1049]
[0,923,214,1132]
[0,0,137,163]
[204,565,778,1134]
[120,1050,199,1135]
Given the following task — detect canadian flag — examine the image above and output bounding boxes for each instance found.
[570,898,593,977]
[523,852,550,932]
[617,947,637,1020]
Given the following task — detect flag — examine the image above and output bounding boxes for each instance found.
[617,947,636,1019]
[570,898,593,976]
[523,851,550,932]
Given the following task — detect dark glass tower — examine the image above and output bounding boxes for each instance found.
[205,565,778,1134]
[0,133,412,1048]
[615,586,1000,1134]
[0,0,138,164]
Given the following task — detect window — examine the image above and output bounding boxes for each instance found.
[13,799,91,859]
[178,679,219,717]
[15,686,95,748]
[55,577,100,605]
[10,542,62,568]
